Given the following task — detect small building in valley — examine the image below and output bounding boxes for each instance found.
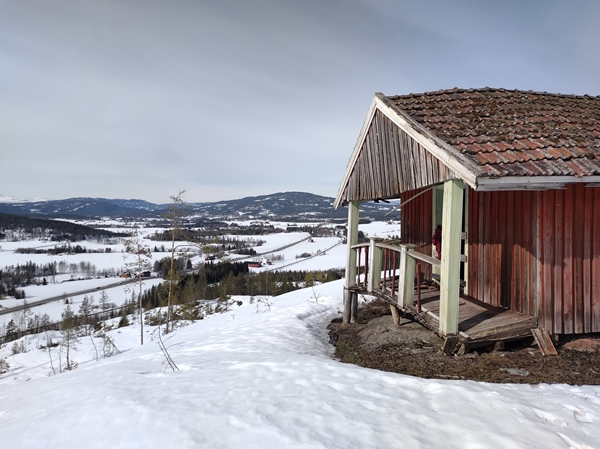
[335,88,600,353]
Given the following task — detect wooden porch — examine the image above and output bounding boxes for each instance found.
[347,237,538,354]
[351,284,537,353]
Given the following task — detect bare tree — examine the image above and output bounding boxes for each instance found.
[163,190,192,334]
[123,225,152,345]
[99,290,110,312]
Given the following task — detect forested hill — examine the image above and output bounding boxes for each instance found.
[0,213,127,239]
[0,192,399,221]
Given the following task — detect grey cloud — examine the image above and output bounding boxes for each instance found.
[1,0,599,203]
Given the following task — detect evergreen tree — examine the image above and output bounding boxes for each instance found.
[60,305,79,371]
[78,294,94,335]
[99,290,110,311]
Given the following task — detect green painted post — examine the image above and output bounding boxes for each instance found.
[343,200,359,324]
[439,179,465,336]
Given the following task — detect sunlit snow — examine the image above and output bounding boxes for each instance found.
[1,222,599,448]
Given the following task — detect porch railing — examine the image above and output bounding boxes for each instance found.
[353,243,369,289]
[350,238,441,308]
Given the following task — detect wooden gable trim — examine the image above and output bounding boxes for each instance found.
[374,94,483,187]
[335,97,378,208]
[335,94,483,208]
[336,110,456,206]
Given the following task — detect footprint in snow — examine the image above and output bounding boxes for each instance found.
[532,408,569,427]
[563,405,595,425]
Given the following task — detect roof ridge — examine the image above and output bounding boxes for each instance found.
[387,88,600,100]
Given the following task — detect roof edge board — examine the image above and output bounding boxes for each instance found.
[334,97,379,208]
[374,93,483,189]
[476,175,600,191]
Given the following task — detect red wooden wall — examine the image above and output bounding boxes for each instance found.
[400,187,433,280]
[537,185,600,334]
[468,185,600,334]
[467,190,538,314]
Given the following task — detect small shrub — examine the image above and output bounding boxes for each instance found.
[11,340,27,355]
[0,358,10,374]
[10,340,27,355]
[145,310,166,326]
[63,360,78,371]
[118,315,130,328]
[250,296,273,313]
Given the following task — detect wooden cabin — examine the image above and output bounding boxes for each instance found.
[335,88,600,353]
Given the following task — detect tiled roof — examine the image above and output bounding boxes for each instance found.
[387,88,600,177]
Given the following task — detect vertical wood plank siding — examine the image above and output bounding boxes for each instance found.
[400,188,433,281]
[467,190,539,312]
[468,185,600,334]
[340,110,454,204]
[537,185,600,334]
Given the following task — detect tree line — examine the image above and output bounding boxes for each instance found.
[0,212,127,241]
[139,262,343,310]
[0,260,118,299]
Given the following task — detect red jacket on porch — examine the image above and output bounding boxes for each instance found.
[432,225,442,260]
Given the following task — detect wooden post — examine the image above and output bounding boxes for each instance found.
[397,245,415,307]
[439,179,465,336]
[432,186,444,278]
[390,305,401,325]
[343,200,359,324]
[367,237,383,293]
[350,292,358,323]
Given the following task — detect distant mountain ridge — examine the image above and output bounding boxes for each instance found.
[0,192,398,221]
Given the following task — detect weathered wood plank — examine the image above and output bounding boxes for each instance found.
[466,317,537,339]
[367,238,383,293]
[531,328,558,356]
[583,185,593,333]
[442,336,460,355]
[408,249,441,268]
[397,245,415,307]
[593,187,600,332]
[543,190,556,331]
[574,185,585,333]
[390,305,400,325]
[563,186,574,334]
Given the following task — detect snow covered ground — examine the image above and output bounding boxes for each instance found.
[2,220,599,448]
[1,280,599,448]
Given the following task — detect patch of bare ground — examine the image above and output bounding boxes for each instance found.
[328,299,600,385]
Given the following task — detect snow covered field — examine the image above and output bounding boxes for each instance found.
[2,220,599,448]
[1,280,599,448]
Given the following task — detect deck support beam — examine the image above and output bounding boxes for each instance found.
[343,200,359,324]
[439,179,465,336]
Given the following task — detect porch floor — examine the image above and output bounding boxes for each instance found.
[354,284,538,346]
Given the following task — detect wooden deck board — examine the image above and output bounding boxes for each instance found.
[355,285,537,342]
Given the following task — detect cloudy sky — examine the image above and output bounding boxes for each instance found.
[2,0,599,204]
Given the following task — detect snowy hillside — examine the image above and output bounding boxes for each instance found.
[1,280,599,448]
[1,220,599,448]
